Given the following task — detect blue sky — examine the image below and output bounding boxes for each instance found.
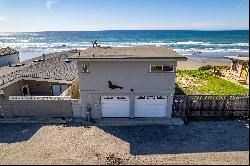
[0,0,249,32]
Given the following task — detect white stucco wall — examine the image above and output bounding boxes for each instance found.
[77,60,177,119]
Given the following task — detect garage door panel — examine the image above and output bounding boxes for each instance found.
[102,108,130,117]
[135,96,167,118]
[135,106,167,117]
[101,96,130,118]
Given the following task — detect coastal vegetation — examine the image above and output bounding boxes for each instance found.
[175,67,249,95]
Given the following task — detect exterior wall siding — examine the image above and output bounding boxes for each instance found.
[0,80,27,117]
[25,80,52,96]
[10,100,72,117]
[0,80,72,117]
[77,61,177,119]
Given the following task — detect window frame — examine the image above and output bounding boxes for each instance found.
[81,64,90,73]
[149,64,175,73]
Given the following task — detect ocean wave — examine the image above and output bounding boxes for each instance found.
[0,40,249,48]
[0,37,16,40]
[200,43,249,47]
[107,41,249,47]
[176,41,205,45]
[0,41,249,53]
[0,33,16,36]
[18,40,30,43]
[174,48,249,54]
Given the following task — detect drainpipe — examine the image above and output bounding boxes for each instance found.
[0,105,3,118]
[86,104,91,121]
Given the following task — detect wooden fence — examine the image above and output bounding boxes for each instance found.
[173,95,249,117]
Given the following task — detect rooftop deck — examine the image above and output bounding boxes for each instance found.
[0,50,79,88]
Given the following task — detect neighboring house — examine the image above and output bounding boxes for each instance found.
[0,50,79,99]
[0,50,81,118]
[69,46,187,119]
[0,47,20,67]
[225,55,249,85]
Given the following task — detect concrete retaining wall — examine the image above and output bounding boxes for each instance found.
[9,96,73,118]
[10,100,72,117]
[0,80,27,117]
[0,96,74,118]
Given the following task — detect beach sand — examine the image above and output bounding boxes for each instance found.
[177,59,231,70]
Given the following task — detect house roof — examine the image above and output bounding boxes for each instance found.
[69,46,187,60]
[225,55,249,62]
[0,47,19,57]
[0,50,79,88]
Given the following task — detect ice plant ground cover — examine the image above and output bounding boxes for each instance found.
[175,69,249,95]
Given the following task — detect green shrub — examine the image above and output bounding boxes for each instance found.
[198,65,213,71]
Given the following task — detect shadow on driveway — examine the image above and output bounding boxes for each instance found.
[0,120,248,156]
[0,124,42,143]
[98,120,249,155]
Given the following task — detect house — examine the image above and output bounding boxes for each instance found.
[225,55,249,85]
[0,47,20,67]
[0,51,79,97]
[0,50,80,117]
[69,46,187,119]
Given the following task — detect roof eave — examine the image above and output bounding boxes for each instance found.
[68,56,188,61]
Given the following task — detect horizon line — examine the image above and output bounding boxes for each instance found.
[0,29,249,33]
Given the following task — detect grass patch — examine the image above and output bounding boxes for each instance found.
[176,69,249,95]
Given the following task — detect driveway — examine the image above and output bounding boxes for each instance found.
[0,120,249,165]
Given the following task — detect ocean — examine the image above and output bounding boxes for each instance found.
[0,30,249,62]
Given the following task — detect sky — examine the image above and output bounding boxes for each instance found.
[0,0,249,32]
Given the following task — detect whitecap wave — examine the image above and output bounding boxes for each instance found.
[174,48,249,53]
[0,37,16,40]
[176,41,206,45]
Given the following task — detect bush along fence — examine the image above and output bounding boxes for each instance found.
[173,95,249,117]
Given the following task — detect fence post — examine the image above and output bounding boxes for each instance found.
[186,96,190,117]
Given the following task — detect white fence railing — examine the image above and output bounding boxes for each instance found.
[9,96,72,101]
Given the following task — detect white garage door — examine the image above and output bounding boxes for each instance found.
[135,96,167,117]
[101,96,130,117]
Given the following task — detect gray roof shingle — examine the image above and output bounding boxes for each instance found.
[0,47,19,57]
[69,46,187,60]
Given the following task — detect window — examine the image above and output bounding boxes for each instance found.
[150,65,174,72]
[163,65,174,72]
[82,64,89,73]
[150,65,163,72]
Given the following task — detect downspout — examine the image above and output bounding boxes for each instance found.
[86,104,91,121]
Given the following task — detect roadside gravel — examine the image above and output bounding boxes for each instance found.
[0,120,249,165]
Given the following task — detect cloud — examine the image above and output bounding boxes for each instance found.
[46,0,60,10]
[0,16,7,22]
